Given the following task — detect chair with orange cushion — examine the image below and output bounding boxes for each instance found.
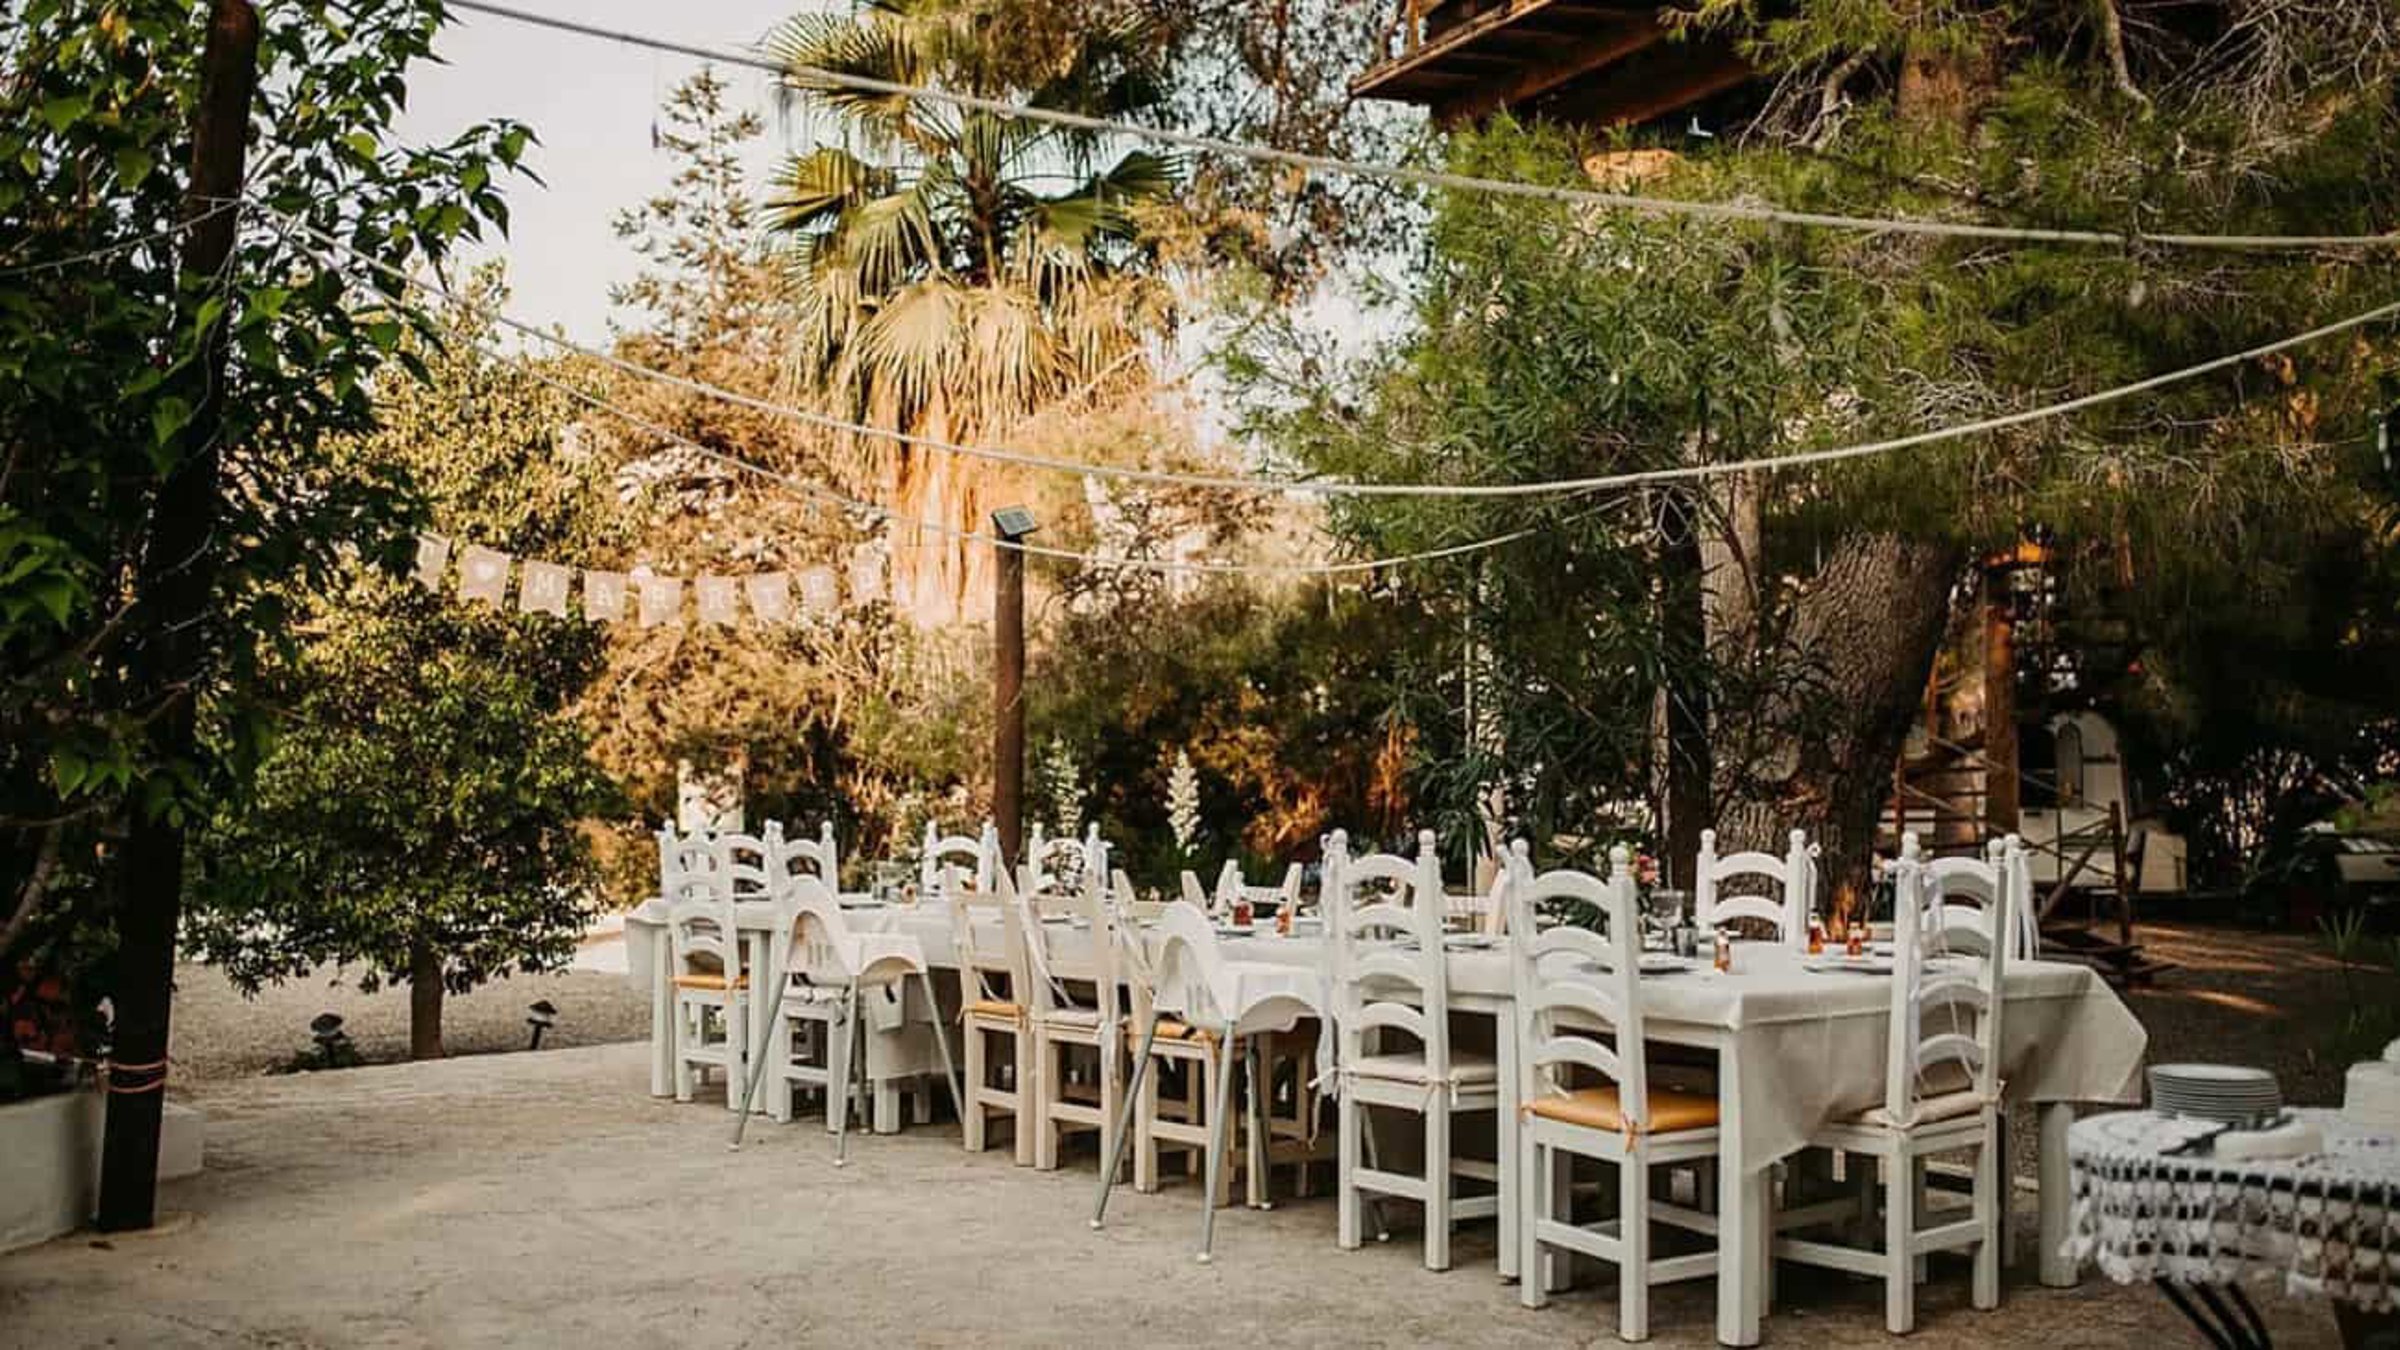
[665,853,749,1109]
[952,872,1036,1164]
[1509,842,1722,1342]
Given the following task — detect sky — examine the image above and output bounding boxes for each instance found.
[394,0,811,342]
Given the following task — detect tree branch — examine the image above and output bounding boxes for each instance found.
[0,827,64,962]
[2095,0,2153,114]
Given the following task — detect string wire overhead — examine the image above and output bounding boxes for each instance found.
[443,0,2400,254]
[270,202,2400,503]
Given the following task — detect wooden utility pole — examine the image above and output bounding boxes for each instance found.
[1983,561,2020,834]
[991,511,1035,870]
[97,0,259,1233]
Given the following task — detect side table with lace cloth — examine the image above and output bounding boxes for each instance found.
[2068,1109,2400,1348]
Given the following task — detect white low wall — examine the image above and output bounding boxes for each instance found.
[0,1088,204,1253]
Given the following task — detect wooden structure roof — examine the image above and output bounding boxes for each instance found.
[1351,0,1753,129]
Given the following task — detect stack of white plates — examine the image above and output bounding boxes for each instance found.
[2149,1063,2282,1124]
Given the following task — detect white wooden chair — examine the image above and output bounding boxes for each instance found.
[1925,835,2037,961]
[953,875,1036,1165]
[1771,832,2011,1333]
[1508,842,1722,1341]
[769,819,841,894]
[1023,823,1100,896]
[1179,868,1215,913]
[1208,859,1306,920]
[731,875,963,1164]
[1328,827,1505,1272]
[1020,838,1128,1172]
[663,856,747,1109]
[921,820,997,901]
[1694,827,1813,946]
[1093,901,1321,1262]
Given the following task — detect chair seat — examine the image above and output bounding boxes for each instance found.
[1853,1088,1990,1129]
[673,972,749,991]
[1035,1007,1105,1030]
[1132,1018,1219,1045]
[1527,1084,1719,1135]
[779,982,848,1006]
[965,998,1021,1022]
[1347,1050,1498,1085]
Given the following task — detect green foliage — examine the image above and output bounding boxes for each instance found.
[187,285,619,1003]
[0,0,529,1016]
[2320,909,2400,1067]
[1239,12,2400,858]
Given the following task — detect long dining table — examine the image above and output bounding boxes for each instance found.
[624,897,2146,1347]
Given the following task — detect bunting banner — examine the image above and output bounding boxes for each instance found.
[457,545,510,607]
[412,532,870,632]
[519,560,573,617]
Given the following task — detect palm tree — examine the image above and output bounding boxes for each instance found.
[766,1,1181,626]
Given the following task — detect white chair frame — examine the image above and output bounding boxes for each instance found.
[1771,832,2011,1333]
[1328,828,1504,1272]
[953,876,1036,1165]
[1509,842,1722,1342]
[920,820,997,901]
[1694,828,1813,946]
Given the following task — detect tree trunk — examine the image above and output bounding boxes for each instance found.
[1712,533,1965,912]
[408,936,445,1061]
[1654,487,1711,889]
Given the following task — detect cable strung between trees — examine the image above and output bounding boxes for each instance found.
[271,214,1626,576]
[443,0,2400,254]
[272,203,2400,503]
[0,199,242,278]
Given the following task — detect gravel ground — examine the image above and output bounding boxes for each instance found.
[165,959,650,1084]
[0,1041,2353,1349]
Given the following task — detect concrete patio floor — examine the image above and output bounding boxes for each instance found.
[0,1041,2348,1348]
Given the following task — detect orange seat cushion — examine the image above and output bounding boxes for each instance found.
[1130,1019,1218,1046]
[672,972,749,991]
[965,999,1021,1022]
[1527,1084,1718,1135]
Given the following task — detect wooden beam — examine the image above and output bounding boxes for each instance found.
[1433,15,1665,127]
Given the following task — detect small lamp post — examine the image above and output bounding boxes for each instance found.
[525,1000,558,1051]
[991,506,1039,870]
[308,1012,351,1068]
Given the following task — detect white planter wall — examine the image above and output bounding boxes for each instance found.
[0,1088,203,1253]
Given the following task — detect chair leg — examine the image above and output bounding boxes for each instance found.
[1360,1108,1393,1242]
[1094,1017,1160,1230]
[1622,1150,1652,1342]
[1885,1148,1915,1334]
[1135,1046,1163,1194]
[1520,1139,1549,1310]
[830,991,858,1166]
[1337,1090,1362,1250]
[1035,1031,1061,1172]
[1973,1135,2002,1310]
[1424,1102,1454,1273]
[963,1021,989,1153]
[1198,1032,1238,1264]
[1012,1026,1037,1168]
[768,1014,794,1124]
[672,1000,696,1102]
[1245,1040,1271,1210]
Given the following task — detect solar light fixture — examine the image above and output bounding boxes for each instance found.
[991,505,1039,540]
[308,1011,352,1066]
[526,999,558,1050]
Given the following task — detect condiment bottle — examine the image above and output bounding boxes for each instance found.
[1276,904,1293,937]
[1712,929,1733,973]
[1233,896,1253,927]
[1806,919,1826,956]
[1845,920,1866,959]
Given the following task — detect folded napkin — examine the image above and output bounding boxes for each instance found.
[2213,1117,2324,1163]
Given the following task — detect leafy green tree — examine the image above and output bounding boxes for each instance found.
[0,0,527,1088]
[189,281,619,1060]
[1247,5,2400,898]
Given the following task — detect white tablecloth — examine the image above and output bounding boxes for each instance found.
[623,901,2143,1171]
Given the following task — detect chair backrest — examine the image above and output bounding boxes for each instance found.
[658,825,722,897]
[1922,835,2037,960]
[949,872,1030,1008]
[664,866,739,983]
[1199,860,1307,918]
[999,848,1116,1019]
[1505,841,1654,1126]
[1694,827,1812,946]
[1148,900,1246,1031]
[715,828,774,901]
[1325,828,1454,1076]
[768,820,840,895]
[1022,823,1105,897]
[773,873,923,988]
[1179,869,1214,913]
[1428,831,1507,936]
[920,820,997,900]
[1885,833,2010,1123]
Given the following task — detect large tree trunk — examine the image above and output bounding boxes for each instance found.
[1653,487,1711,890]
[1712,533,1965,912]
[408,936,445,1061]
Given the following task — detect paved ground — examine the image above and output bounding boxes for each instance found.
[9,919,2372,1347]
[0,1039,2352,1349]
